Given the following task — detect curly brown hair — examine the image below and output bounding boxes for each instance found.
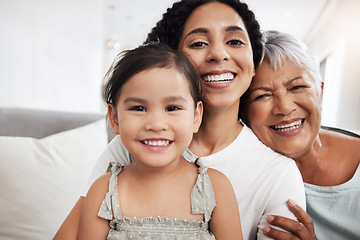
[145,0,263,69]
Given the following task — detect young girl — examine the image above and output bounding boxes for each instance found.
[77,43,243,239]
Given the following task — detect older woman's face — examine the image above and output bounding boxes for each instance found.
[245,59,322,159]
[178,2,254,110]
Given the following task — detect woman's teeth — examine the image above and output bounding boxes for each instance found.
[202,73,234,82]
[143,140,170,146]
[272,120,303,131]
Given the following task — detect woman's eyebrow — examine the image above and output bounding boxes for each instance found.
[184,25,245,41]
[226,25,245,32]
[184,28,207,40]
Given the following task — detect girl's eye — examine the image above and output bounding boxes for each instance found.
[166,106,181,112]
[227,39,245,46]
[189,41,208,48]
[130,106,146,112]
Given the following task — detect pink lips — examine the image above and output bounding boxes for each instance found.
[141,139,172,152]
[201,71,235,89]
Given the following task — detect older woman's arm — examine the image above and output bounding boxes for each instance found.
[263,200,317,240]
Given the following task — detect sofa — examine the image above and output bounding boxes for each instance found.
[0,107,114,240]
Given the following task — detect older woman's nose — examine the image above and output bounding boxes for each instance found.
[206,43,230,62]
[272,95,296,116]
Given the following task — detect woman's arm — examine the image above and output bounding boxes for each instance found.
[53,136,129,240]
[263,200,317,240]
[78,173,112,240]
[208,169,243,240]
[53,197,84,240]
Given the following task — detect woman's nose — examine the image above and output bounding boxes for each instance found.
[272,95,296,116]
[206,43,230,63]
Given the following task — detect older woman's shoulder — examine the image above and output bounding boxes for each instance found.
[320,127,360,168]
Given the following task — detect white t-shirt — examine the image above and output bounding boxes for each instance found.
[82,125,306,240]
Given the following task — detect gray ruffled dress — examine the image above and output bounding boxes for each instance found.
[97,160,216,239]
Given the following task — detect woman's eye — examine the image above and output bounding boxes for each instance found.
[189,41,208,48]
[227,39,244,46]
[130,106,146,111]
[166,106,180,112]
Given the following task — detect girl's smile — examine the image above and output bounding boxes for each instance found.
[109,66,202,169]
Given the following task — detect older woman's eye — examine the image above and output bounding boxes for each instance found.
[290,85,307,92]
[253,94,271,102]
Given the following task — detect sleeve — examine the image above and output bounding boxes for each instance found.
[80,135,132,197]
[256,156,306,240]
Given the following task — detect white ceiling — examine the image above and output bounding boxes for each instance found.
[104,0,335,50]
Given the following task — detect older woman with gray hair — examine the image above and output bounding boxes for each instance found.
[241,30,360,239]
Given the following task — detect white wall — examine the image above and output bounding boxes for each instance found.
[307,0,360,131]
[0,0,105,113]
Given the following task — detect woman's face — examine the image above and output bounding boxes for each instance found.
[245,59,322,159]
[178,2,254,111]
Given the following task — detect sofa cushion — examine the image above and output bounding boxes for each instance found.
[0,119,108,240]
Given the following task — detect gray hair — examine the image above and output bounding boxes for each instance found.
[261,30,322,96]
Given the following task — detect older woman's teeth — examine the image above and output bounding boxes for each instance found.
[143,140,170,146]
[272,120,303,131]
[202,73,234,82]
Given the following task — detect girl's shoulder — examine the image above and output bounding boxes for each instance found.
[87,171,113,196]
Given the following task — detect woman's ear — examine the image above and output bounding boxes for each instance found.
[193,101,203,133]
[108,104,120,135]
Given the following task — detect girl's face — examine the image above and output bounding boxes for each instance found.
[109,67,202,169]
[244,59,322,159]
[178,2,255,111]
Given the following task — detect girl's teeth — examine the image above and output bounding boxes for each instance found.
[143,140,170,146]
[272,120,303,131]
[203,73,234,82]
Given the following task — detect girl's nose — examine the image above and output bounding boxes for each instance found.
[144,112,168,131]
[206,43,230,63]
[272,95,296,116]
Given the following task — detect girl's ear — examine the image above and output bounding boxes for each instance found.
[193,101,203,133]
[108,104,120,135]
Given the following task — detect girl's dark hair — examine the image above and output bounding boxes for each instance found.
[103,43,203,108]
[145,0,263,69]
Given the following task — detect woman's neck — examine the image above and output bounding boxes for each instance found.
[189,104,242,157]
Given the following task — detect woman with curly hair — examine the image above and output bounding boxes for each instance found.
[54,1,306,239]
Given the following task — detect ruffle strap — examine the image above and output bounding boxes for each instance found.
[191,158,216,222]
[98,162,123,220]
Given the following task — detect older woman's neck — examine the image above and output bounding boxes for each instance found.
[293,134,324,184]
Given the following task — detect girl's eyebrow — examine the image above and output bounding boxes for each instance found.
[123,96,187,104]
[123,97,145,104]
[184,25,245,40]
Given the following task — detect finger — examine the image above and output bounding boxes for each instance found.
[287,200,317,239]
[267,215,312,240]
[263,225,299,240]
